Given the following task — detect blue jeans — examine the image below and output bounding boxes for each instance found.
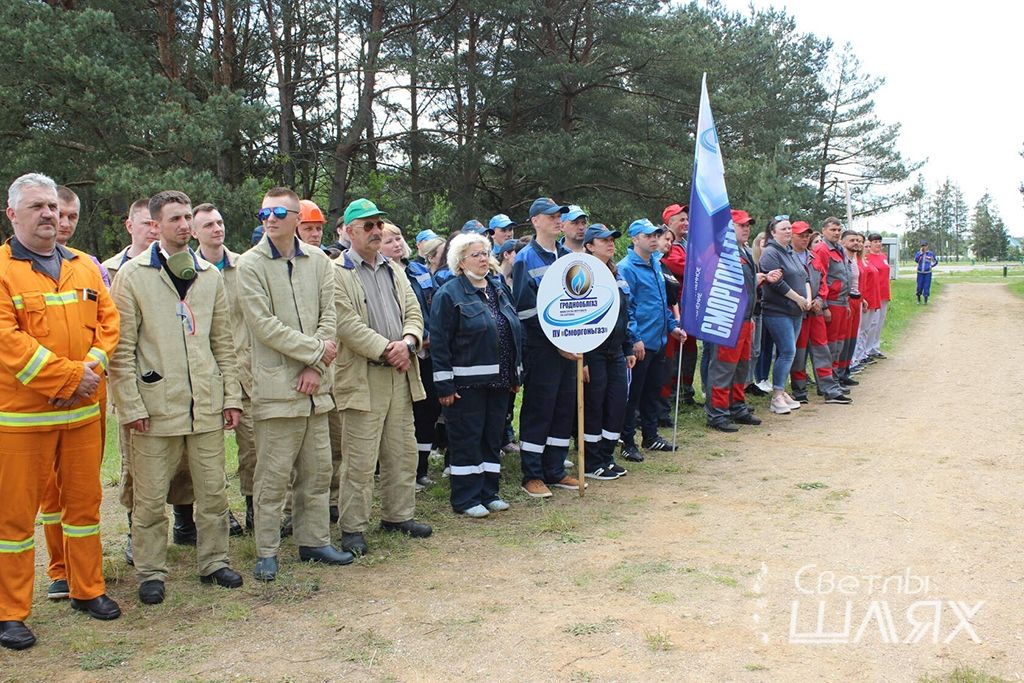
[761,315,802,391]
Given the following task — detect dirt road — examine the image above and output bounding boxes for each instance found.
[4,282,1022,682]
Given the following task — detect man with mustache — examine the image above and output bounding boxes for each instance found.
[109,190,244,605]
[1,173,121,650]
[333,198,431,557]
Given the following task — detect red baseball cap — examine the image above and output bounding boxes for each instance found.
[730,209,753,226]
[791,220,810,234]
[662,204,688,224]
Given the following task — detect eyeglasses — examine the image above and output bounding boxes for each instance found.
[773,214,790,221]
[358,220,385,231]
[465,250,489,259]
[257,206,299,221]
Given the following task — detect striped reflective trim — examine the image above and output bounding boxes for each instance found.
[0,536,34,554]
[414,272,433,287]
[617,280,630,291]
[546,436,570,447]
[517,307,537,320]
[16,346,54,385]
[12,291,79,309]
[453,364,498,377]
[433,370,455,382]
[582,433,602,443]
[0,403,100,428]
[416,442,433,452]
[61,522,100,538]
[528,266,548,279]
[601,430,620,440]
[450,462,502,476]
[520,441,545,454]
[86,347,109,371]
[38,511,62,525]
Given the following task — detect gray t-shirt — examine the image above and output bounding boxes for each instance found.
[349,250,403,342]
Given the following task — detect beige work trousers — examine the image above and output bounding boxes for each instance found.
[130,430,230,582]
[119,423,194,509]
[234,394,256,496]
[253,413,331,557]
[338,365,417,533]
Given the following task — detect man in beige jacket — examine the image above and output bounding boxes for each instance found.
[109,191,244,606]
[334,198,431,557]
[237,187,352,582]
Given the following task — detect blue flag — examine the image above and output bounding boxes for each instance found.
[682,74,748,348]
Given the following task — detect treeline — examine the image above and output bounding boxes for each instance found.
[902,177,1013,261]
[0,0,918,256]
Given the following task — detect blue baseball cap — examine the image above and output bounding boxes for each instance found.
[251,225,264,245]
[415,229,439,244]
[562,205,588,222]
[627,218,664,237]
[461,219,492,235]
[583,224,622,245]
[529,197,569,218]
[494,239,519,256]
[488,214,515,230]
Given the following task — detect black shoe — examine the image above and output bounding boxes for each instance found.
[746,382,768,397]
[200,567,244,589]
[825,393,853,404]
[299,545,355,566]
[245,496,254,534]
[228,511,244,537]
[329,505,340,524]
[839,377,859,386]
[642,436,677,452]
[584,467,621,481]
[621,444,644,462]
[138,580,165,605]
[70,594,121,620]
[380,519,433,538]
[733,413,762,426]
[791,393,809,404]
[607,463,628,477]
[870,352,887,360]
[340,532,369,557]
[657,416,673,428]
[707,420,739,433]
[172,505,197,546]
[0,621,35,650]
[280,515,293,539]
[47,579,69,600]
[253,556,278,582]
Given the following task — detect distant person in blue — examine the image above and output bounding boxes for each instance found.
[914,240,938,304]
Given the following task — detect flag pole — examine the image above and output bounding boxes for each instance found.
[672,337,684,450]
[577,354,585,497]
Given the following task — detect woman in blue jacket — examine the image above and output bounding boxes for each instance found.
[581,225,638,480]
[430,233,523,517]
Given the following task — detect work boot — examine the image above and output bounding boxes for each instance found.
[70,594,121,620]
[340,532,369,557]
[200,567,244,588]
[280,515,293,539]
[228,510,244,537]
[172,504,197,546]
[253,557,278,582]
[245,496,254,534]
[299,545,355,565]
[0,621,35,650]
[139,580,165,605]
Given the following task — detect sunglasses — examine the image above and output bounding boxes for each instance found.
[257,206,299,221]
[358,220,385,231]
[773,214,790,221]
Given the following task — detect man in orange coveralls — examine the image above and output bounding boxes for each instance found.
[0,172,121,651]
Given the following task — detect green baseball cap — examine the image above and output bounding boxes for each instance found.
[343,198,387,225]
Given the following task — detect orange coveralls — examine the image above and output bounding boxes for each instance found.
[0,239,119,621]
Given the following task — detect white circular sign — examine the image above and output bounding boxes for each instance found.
[537,252,621,354]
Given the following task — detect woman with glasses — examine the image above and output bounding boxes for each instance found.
[429,233,522,517]
[758,216,813,415]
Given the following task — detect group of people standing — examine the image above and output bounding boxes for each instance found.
[0,171,893,652]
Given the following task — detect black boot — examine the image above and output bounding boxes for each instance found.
[172,504,198,546]
[245,496,254,534]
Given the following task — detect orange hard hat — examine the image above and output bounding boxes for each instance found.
[299,199,326,224]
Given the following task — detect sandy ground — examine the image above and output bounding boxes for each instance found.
[3,282,1023,682]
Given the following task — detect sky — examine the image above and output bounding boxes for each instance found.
[713,0,1024,236]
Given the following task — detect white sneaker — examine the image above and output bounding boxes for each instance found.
[564,459,575,469]
[756,380,773,393]
[460,504,489,518]
[782,393,801,410]
[486,499,510,512]
[769,396,791,414]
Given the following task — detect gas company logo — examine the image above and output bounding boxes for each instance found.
[564,263,594,299]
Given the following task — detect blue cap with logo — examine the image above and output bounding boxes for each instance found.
[493,239,519,257]
[583,224,622,245]
[488,214,515,230]
[627,218,664,237]
[415,229,439,244]
[461,219,492,235]
[562,205,588,222]
[529,197,569,218]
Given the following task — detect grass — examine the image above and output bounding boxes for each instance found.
[920,666,1010,683]
[643,629,674,652]
[1007,279,1024,299]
